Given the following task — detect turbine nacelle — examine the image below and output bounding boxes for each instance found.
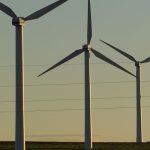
[82,44,92,51]
[135,61,140,67]
[12,17,25,26]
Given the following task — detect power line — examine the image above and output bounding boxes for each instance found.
[0,80,150,88]
[26,134,100,137]
[0,106,150,114]
[27,134,83,137]
[0,61,133,68]
[0,96,150,103]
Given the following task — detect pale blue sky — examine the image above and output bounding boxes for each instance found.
[0,0,150,142]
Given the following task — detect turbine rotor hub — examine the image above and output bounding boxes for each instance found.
[12,17,25,26]
[82,44,92,51]
[135,62,140,67]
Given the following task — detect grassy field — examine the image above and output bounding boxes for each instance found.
[0,142,150,150]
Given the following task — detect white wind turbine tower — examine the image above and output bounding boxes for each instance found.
[38,0,135,149]
[100,40,150,143]
[0,1,68,150]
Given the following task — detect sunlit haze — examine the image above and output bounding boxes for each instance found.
[0,0,150,142]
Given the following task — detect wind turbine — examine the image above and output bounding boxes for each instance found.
[0,1,68,150]
[38,0,135,149]
[100,40,150,143]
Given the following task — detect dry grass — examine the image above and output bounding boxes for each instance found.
[0,142,150,150]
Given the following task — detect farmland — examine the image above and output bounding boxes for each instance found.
[0,142,150,150]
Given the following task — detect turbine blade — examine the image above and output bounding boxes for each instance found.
[0,2,17,18]
[100,40,137,63]
[91,48,135,77]
[38,49,84,77]
[140,57,150,64]
[87,0,92,45]
[24,0,68,21]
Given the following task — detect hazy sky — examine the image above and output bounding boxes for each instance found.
[0,0,150,142]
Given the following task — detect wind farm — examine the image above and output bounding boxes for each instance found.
[0,0,150,150]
